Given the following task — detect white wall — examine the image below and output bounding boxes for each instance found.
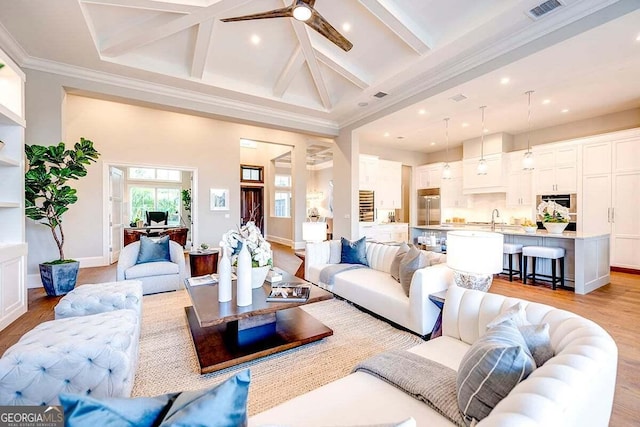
[308,165,333,219]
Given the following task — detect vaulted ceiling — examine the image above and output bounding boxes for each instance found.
[0,0,638,151]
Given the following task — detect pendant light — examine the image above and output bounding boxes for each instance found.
[477,106,488,175]
[442,117,452,180]
[522,90,535,170]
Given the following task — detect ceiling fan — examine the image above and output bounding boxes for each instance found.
[221,0,353,52]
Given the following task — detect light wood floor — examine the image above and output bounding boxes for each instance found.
[1,242,637,425]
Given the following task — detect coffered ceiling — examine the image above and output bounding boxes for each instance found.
[0,0,638,151]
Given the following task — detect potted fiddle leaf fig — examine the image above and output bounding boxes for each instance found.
[25,138,101,296]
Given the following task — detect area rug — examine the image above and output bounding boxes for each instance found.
[132,290,424,415]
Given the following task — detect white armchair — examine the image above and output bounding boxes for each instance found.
[116,240,186,295]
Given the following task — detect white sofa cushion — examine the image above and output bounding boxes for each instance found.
[124,261,179,279]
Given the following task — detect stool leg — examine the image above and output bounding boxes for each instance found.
[551,258,557,290]
[560,257,565,288]
[508,254,513,282]
[517,253,523,281]
[523,256,528,284]
[531,257,537,284]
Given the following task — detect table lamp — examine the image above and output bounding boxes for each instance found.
[302,222,327,243]
[446,230,504,291]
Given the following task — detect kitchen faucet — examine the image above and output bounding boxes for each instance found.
[491,209,500,231]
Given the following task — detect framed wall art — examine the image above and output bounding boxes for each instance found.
[210,188,229,211]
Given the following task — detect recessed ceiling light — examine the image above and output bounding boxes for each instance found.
[500,77,510,85]
[430,142,436,146]
[250,34,260,45]
[418,109,427,115]
[342,22,351,32]
[462,122,469,127]
[384,132,390,137]
[561,109,569,113]
[542,99,551,105]
[636,33,640,41]
[483,128,489,133]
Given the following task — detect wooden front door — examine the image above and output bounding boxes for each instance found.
[241,186,264,233]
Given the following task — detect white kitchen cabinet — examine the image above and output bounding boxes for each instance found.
[376,159,402,209]
[0,48,27,331]
[534,144,578,194]
[441,162,468,208]
[414,163,442,190]
[506,151,533,207]
[462,153,506,194]
[359,155,378,191]
[581,132,640,270]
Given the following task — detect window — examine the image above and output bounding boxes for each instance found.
[128,167,181,182]
[273,173,291,218]
[240,165,264,183]
[129,186,181,224]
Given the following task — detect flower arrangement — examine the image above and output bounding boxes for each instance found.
[221,221,272,267]
[537,201,569,223]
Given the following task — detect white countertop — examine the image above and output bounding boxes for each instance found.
[411,225,609,240]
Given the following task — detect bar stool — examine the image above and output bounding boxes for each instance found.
[522,246,565,290]
[502,243,523,282]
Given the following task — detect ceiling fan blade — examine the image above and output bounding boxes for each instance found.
[221,6,293,22]
[300,0,316,7]
[306,10,353,52]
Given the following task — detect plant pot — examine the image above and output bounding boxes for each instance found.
[251,265,270,289]
[39,261,80,296]
[543,222,568,235]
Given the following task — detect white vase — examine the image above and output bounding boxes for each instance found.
[543,222,568,235]
[236,241,252,306]
[218,246,232,303]
[251,265,270,289]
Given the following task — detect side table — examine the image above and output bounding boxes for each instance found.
[428,289,447,339]
[189,250,219,277]
[294,251,305,279]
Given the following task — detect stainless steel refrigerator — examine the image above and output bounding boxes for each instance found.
[417,188,441,225]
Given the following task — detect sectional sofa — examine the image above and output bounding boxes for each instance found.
[250,286,618,426]
[305,240,451,336]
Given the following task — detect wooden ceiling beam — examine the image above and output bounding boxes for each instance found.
[100,0,250,57]
[359,0,431,55]
[313,48,369,89]
[290,20,331,110]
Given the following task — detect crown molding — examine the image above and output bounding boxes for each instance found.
[0,22,28,65]
[20,56,340,137]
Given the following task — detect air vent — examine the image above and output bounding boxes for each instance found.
[449,93,467,102]
[528,0,563,19]
[373,91,388,98]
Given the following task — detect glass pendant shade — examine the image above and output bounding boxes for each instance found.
[523,150,535,170]
[477,158,488,175]
[442,163,452,179]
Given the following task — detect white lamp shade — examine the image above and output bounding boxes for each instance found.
[446,231,504,275]
[302,222,327,242]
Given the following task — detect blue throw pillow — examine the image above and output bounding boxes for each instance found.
[136,235,171,264]
[340,237,368,266]
[60,370,251,427]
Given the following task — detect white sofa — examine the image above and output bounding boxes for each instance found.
[250,286,618,426]
[117,240,186,295]
[305,240,451,336]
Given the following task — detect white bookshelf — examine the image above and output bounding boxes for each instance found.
[0,47,27,331]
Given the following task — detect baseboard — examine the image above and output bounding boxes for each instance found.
[27,256,109,289]
[292,241,306,250]
[27,273,42,289]
[266,235,292,247]
[611,266,640,275]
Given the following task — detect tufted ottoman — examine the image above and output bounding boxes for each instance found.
[0,309,140,405]
[54,280,142,320]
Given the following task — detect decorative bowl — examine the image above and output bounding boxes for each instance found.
[523,226,537,234]
[543,222,568,235]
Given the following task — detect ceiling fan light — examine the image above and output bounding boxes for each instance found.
[477,158,488,175]
[442,163,452,180]
[293,4,312,21]
[523,150,535,170]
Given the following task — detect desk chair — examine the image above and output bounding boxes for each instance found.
[145,211,168,236]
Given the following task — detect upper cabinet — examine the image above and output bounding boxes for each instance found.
[441,161,468,209]
[462,153,507,194]
[0,47,27,332]
[533,144,578,194]
[415,163,442,190]
[506,151,533,207]
[376,159,402,209]
[359,155,378,191]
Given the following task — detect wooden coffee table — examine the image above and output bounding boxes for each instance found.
[184,272,333,374]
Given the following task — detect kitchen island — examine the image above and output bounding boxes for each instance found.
[411,225,610,295]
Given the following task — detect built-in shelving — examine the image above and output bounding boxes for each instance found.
[0,46,27,331]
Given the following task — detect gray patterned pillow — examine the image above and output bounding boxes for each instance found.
[390,243,410,282]
[457,320,535,425]
[399,246,427,297]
